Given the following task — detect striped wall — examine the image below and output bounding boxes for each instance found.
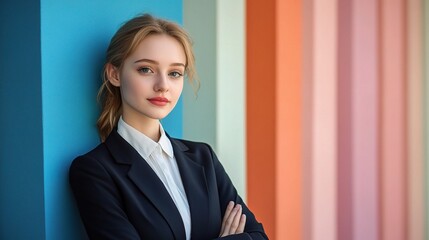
[184,0,428,239]
[244,0,429,239]
[1,0,427,239]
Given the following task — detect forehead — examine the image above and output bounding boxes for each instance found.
[127,34,186,64]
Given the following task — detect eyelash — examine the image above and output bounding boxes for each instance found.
[137,67,153,74]
[169,71,183,78]
[137,67,183,78]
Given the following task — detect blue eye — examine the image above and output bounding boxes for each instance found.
[138,67,153,74]
[169,71,183,78]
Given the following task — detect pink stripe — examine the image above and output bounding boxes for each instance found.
[312,0,338,239]
[406,0,425,239]
[337,0,353,239]
[302,0,314,239]
[380,0,407,239]
[425,0,429,238]
[351,0,380,239]
[338,1,380,239]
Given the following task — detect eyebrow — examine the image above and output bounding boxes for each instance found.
[134,58,185,67]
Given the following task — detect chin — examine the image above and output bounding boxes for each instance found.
[147,112,170,120]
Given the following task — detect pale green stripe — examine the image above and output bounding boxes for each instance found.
[183,0,246,198]
[216,0,246,199]
[183,0,217,148]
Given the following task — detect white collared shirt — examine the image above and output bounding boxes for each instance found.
[117,117,191,240]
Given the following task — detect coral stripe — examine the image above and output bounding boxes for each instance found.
[247,0,303,239]
[246,0,276,238]
[276,0,302,239]
[380,0,408,239]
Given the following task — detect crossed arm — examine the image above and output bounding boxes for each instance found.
[208,143,269,240]
[70,143,268,239]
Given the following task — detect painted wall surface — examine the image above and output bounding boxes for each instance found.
[41,1,182,239]
[183,0,247,198]
[183,0,217,148]
[425,0,429,239]
[216,0,246,199]
[0,1,45,239]
[246,0,428,239]
[3,0,428,239]
[1,1,182,239]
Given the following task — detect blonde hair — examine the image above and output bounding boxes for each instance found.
[97,13,198,141]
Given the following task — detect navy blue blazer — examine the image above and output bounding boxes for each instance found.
[69,129,268,240]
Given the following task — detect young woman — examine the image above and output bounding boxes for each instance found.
[69,14,268,240]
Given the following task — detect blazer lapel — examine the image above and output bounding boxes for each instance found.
[104,130,186,240]
[170,138,210,240]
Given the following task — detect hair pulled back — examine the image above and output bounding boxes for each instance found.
[97,14,198,141]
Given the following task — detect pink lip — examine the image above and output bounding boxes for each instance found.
[148,97,169,106]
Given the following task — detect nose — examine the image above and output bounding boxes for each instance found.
[154,73,169,92]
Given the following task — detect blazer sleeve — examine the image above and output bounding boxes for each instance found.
[206,144,269,240]
[69,155,140,240]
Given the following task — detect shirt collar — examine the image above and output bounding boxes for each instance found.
[117,117,174,159]
[158,124,174,158]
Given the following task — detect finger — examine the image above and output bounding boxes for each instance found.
[223,201,235,222]
[228,204,242,234]
[220,201,235,235]
[235,214,246,234]
[222,204,240,236]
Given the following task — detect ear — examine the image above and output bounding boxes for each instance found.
[106,63,121,87]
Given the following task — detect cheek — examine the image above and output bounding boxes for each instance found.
[120,79,136,100]
[121,76,151,98]
[171,80,184,96]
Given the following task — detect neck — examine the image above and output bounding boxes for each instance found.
[122,114,161,142]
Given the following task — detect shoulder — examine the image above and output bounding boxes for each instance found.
[170,137,214,154]
[169,137,221,169]
[77,142,110,160]
[70,142,111,171]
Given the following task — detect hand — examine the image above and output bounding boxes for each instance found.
[219,201,247,237]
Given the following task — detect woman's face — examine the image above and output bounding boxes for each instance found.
[114,34,186,123]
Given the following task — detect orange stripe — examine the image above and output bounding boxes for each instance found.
[247,0,302,239]
[247,0,276,238]
[276,0,302,239]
